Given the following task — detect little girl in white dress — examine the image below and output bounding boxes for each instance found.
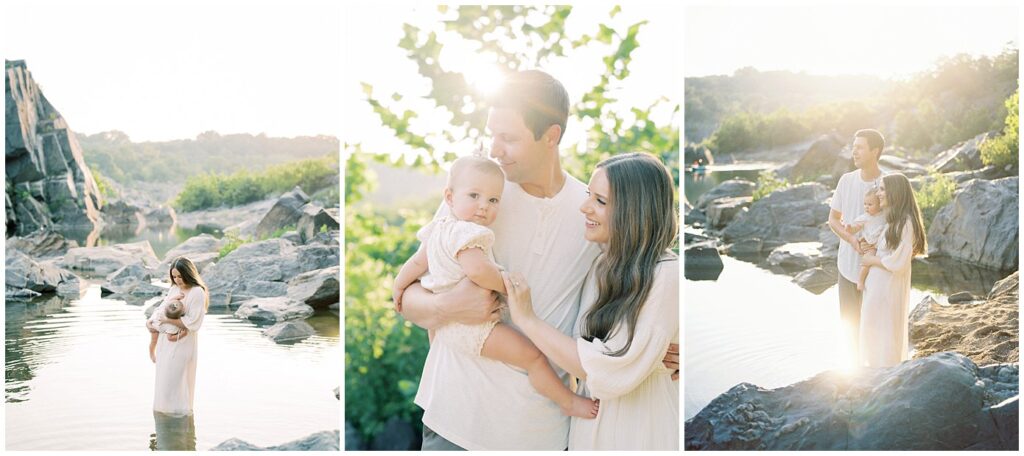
[393,155,599,419]
[847,187,886,291]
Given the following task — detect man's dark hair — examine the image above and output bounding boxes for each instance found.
[489,70,569,144]
[854,129,885,158]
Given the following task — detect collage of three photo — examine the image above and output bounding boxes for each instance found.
[3,0,1020,452]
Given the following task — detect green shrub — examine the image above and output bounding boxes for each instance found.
[915,172,956,228]
[173,155,338,212]
[752,170,788,201]
[218,231,250,259]
[981,90,1019,168]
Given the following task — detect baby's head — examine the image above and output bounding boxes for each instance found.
[165,300,185,320]
[863,187,882,215]
[444,155,505,226]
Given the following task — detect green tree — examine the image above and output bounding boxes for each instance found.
[981,90,1019,168]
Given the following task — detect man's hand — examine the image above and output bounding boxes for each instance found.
[858,238,874,255]
[437,277,500,326]
[662,343,679,381]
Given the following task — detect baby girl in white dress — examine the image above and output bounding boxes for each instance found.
[393,155,598,419]
[847,186,887,291]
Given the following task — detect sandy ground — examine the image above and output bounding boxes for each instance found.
[911,271,1019,366]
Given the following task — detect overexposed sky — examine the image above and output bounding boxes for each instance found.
[686,4,1019,77]
[4,0,341,141]
[343,3,683,164]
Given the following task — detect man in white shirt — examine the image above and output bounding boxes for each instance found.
[397,70,678,450]
[827,129,884,363]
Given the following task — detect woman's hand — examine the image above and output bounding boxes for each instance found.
[502,271,537,326]
[167,328,189,342]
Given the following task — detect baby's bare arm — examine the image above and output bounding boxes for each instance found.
[457,248,506,294]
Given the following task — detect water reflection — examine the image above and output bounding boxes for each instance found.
[683,165,772,204]
[151,412,196,451]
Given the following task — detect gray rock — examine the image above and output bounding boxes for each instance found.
[210,430,339,451]
[161,234,225,266]
[792,267,835,294]
[6,60,101,236]
[908,295,939,328]
[254,187,310,240]
[286,266,340,309]
[767,242,822,270]
[56,273,86,298]
[5,248,72,292]
[878,155,927,177]
[61,241,160,275]
[234,296,313,323]
[281,230,302,245]
[928,177,1018,270]
[722,183,831,247]
[695,179,755,209]
[5,229,78,258]
[947,291,978,303]
[788,133,851,182]
[685,207,707,226]
[296,204,340,243]
[706,197,751,229]
[144,205,177,226]
[6,288,42,300]
[101,200,145,227]
[685,353,1017,450]
[929,131,993,173]
[345,421,365,451]
[263,320,316,343]
[685,238,723,281]
[370,417,421,451]
[727,238,764,255]
[101,263,152,295]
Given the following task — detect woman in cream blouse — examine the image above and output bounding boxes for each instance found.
[504,153,679,450]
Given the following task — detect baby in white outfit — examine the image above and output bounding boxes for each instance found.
[146,295,185,362]
[847,187,886,291]
[393,155,599,419]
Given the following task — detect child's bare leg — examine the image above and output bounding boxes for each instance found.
[149,331,159,363]
[480,324,599,419]
[858,265,869,291]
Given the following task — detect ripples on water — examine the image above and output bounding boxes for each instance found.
[6,284,340,450]
[684,254,1006,420]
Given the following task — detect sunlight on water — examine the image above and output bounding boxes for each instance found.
[6,284,339,450]
[684,256,946,420]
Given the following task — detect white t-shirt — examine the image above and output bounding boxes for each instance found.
[831,170,882,282]
[414,172,601,450]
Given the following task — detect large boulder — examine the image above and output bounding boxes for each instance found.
[767,242,823,270]
[685,353,1018,450]
[928,177,1018,270]
[6,60,102,235]
[878,155,927,178]
[695,179,755,209]
[263,320,316,344]
[254,187,310,240]
[210,430,339,451]
[684,233,723,281]
[60,241,160,275]
[144,205,177,227]
[792,267,835,295]
[929,131,993,173]
[159,234,225,271]
[5,248,74,293]
[910,272,1019,365]
[788,134,851,182]
[706,197,752,229]
[203,239,338,306]
[286,266,340,309]
[101,200,145,227]
[100,263,152,295]
[297,205,340,243]
[4,229,78,258]
[722,183,831,249]
[234,296,314,323]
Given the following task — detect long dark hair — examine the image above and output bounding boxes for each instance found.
[582,153,677,356]
[882,173,926,256]
[169,257,210,310]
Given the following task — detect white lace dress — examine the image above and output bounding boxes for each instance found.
[418,215,500,355]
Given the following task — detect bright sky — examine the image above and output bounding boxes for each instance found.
[3,0,341,141]
[686,3,1019,77]
[343,3,683,164]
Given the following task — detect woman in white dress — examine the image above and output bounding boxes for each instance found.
[504,153,679,450]
[859,173,927,367]
[149,257,209,416]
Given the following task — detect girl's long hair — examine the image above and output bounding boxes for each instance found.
[170,257,210,310]
[882,173,927,256]
[582,153,678,356]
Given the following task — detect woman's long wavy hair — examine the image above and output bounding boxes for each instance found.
[881,173,927,256]
[169,257,210,310]
[582,153,678,356]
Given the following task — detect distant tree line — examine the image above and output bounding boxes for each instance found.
[174,154,339,212]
